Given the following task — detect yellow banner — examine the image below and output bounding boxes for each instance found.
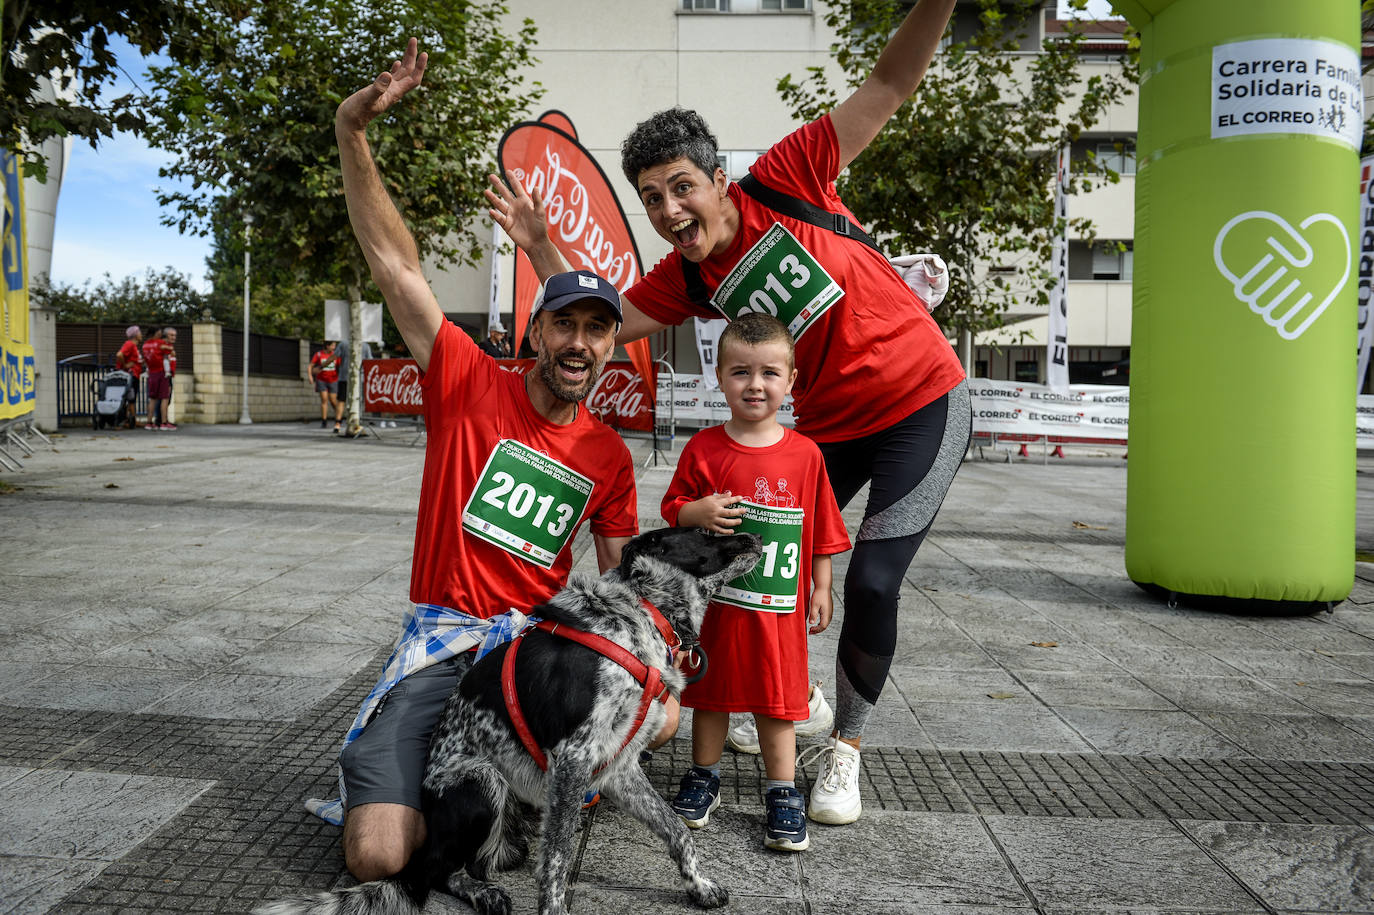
[2,150,35,421]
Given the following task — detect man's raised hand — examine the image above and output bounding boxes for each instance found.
[485,170,549,253]
[337,37,428,132]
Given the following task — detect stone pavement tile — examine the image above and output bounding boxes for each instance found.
[1093,644,1245,679]
[142,672,348,721]
[223,640,379,678]
[577,805,802,903]
[0,765,30,787]
[0,855,110,915]
[274,603,409,646]
[986,815,1258,911]
[896,632,1003,672]
[7,665,206,714]
[915,701,1094,754]
[1134,674,1314,715]
[1257,678,1374,717]
[1053,707,1248,757]
[1195,711,1374,762]
[1017,671,1174,710]
[159,607,318,642]
[980,639,1120,675]
[91,633,261,671]
[889,665,1034,704]
[1337,716,1374,739]
[801,810,1031,907]
[1320,652,1374,679]
[1181,820,1374,912]
[1208,648,1363,681]
[0,769,212,859]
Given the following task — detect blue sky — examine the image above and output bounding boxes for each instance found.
[45,1,1120,294]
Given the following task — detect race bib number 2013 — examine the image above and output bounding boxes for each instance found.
[462,439,594,569]
[716,501,804,613]
[710,223,843,340]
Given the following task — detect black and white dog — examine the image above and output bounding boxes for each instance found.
[255,526,762,915]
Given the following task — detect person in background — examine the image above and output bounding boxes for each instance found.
[142,328,169,430]
[114,325,144,426]
[310,340,344,432]
[477,320,511,358]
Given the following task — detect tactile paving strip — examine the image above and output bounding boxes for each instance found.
[32,668,1374,912]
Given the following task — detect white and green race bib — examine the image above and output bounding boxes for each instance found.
[716,500,804,613]
[710,222,843,340]
[462,439,594,569]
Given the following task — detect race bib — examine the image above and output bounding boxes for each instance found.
[716,500,804,613]
[711,223,843,340]
[462,439,594,569]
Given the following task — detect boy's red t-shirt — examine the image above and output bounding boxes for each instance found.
[311,349,340,384]
[411,320,638,616]
[625,114,965,443]
[663,425,850,719]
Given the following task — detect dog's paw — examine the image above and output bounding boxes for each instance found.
[687,878,729,909]
[455,881,511,915]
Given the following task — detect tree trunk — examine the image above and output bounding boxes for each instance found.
[346,282,364,436]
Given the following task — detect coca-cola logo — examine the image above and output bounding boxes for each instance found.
[363,361,424,413]
[585,367,648,419]
[514,148,637,289]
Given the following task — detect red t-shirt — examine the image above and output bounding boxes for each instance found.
[663,425,850,718]
[142,339,172,376]
[412,320,638,616]
[311,349,341,384]
[116,339,143,377]
[625,115,966,443]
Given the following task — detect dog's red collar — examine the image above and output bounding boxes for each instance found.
[640,597,680,653]
[503,599,679,774]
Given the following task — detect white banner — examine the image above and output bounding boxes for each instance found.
[324,299,382,343]
[1047,144,1070,392]
[968,378,1130,440]
[1358,395,1374,449]
[488,222,503,334]
[1358,156,1374,393]
[1211,38,1363,151]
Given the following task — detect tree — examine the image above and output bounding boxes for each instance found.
[31,266,215,325]
[0,1,201,182]
[777,0,1138,348]
[144,0,542,430]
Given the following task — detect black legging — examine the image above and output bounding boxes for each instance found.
[817,380,970,739]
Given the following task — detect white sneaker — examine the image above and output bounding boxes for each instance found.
[726,683,834,754]
[805,737,862,824]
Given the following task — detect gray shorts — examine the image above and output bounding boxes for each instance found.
[315,378,338,394]
[339,654,470,811]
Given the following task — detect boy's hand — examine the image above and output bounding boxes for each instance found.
[808,588,833,634]
[678,491,747,535]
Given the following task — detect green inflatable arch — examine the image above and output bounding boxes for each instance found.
[1115,0,1360,613]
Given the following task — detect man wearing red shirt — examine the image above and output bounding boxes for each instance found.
[330,48,647,884]
[309,340,345,432]
[114,326,144,427]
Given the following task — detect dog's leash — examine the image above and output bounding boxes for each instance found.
[502,597,693,773]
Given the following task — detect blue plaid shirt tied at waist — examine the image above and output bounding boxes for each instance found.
[304,602,537,825]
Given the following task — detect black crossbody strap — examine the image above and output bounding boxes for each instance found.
[737,173,884,255]
[679,173,884,311]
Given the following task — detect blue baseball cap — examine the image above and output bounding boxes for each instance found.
[532,270,623,324]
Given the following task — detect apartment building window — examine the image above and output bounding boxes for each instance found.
[716,149,764,179]
[1091,242,1133,281]
[762,0,811,8]
[1014,360,1039,383]
[1095,141,1136,176]
[682,0,730,10]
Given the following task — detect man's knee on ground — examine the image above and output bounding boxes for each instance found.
[649,696,680,750]
[343,803,425,882]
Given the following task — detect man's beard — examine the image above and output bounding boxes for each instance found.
[536,347,607,403]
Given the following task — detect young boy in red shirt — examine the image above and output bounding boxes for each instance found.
[661,313,850,852]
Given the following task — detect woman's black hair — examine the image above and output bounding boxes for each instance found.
[620,107,720,189]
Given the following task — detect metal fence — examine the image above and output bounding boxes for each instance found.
[56,355,149,427]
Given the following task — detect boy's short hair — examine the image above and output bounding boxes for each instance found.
[717,313,795,370]
[621,107,720,188]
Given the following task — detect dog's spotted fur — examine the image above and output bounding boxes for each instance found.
[254,527,762,915]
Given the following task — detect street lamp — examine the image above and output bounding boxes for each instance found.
[239,212,254,425]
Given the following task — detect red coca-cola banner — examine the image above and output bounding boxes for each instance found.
[497,115,656,405]
[362,358,653,432]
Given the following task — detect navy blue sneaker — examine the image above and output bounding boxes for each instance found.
[764,786,810,851]
[671,766,721,829]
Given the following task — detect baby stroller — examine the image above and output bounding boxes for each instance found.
[93,369,136,429]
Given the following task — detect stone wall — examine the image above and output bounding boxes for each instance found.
[175,323,317,425]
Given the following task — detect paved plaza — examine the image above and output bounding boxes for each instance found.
[1,421,1372,913]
